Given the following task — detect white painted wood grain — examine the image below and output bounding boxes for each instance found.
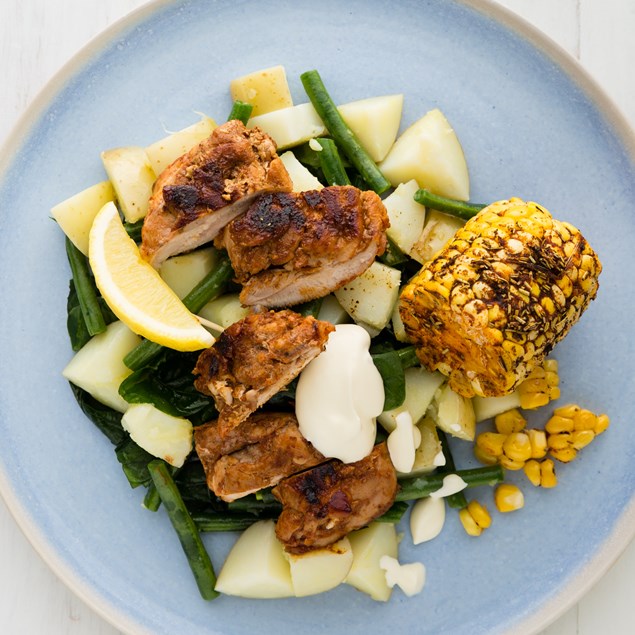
[0,1,633,634]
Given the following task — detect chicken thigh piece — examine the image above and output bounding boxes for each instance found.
[216,186,389,307]
[193,309,334,434]
[140,120,292,267]
[272,442,398,554]
[195,412,325,502]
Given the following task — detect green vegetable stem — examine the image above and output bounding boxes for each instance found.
[300,69,391,194]
[227,100,254,126]
[65,237,107,337]
[413,189,486,221]
[124,255,234,370]
[148,460,219,600]
[314,137,351,186]
[396,464,504,502]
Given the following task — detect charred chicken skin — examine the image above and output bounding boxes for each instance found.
[194,412,325,502]
[140,120,292,267]
[193,309,334,434]
[216,185,389,307]
[272,442,398,554]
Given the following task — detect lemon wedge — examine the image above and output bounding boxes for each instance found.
[88,202,214,351]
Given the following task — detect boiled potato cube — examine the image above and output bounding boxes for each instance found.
[338,94,404,162]
[199,293,250,329]
[382,180,426,255]
[287,537,353,597]
[410,209,464,264]
[248,103,326,149]
[215,520,294,598]
[159,247,219,300]
[101,146,156,223]
[378,367,446,432]
[391,298,408,343]
[317,294,350,325]
[121,403,192,468]
[279,151,323,191]
[145,115,216,175]
[62,320,141,412]
[473,391,522,423]
[230,65,293,116]
[433,383,476,441]
[379,108,470,201]
[406,415,444,476]
[334,261,401,331]
[51,180,115,255]
[346,522,398,602]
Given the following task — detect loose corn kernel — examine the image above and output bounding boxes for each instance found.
[573,408,597,431]
[571,429,595,450]
[540,460,558,488]
[459,508,483,536]
[503,432,532,462]
[499,455,526,471]
[545,415,574,434]
[494,408,527,434]
[527,429,548,459]
[553,403,580,418]
[474,445,500,466]
[517,359,560,410]
[475,432,507,458]
[523,460,542,486]
[547,432,572,451]
[550,446,578,463]
[595,414,610,435]
[494,484,525,512]
[466,500,492,529]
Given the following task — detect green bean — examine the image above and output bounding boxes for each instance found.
[143,483,162,512]
[396,345,419,370]
[413,188,486,221]
[227,100,253,126]
[65,237,107,337]
[376,501,409,524]
[314,138,351,186]
[396,465,504,502]
[436,429,468,509]
[148,460,219,600]
[124,255,234,370]
[192,512,257,532]
[300,70,391,194]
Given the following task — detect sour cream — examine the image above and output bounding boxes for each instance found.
[379,555,426,597]
[295,324,384,463]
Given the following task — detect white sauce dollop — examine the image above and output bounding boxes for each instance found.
[429,473,468,499]
[379,555,426,597]
[387,411,421,473]
[410,496,446,544]
[295,324,384,463]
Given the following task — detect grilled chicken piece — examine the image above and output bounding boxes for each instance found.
[140,120,292,267]
[272,442,398,554]
[193,309,334,433]
[216,186,389,307]
[195,412,325,502]
[400,198,601,398]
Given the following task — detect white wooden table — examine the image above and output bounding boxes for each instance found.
[0,1,633,633]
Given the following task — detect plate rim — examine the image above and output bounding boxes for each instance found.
[0,1,633,634]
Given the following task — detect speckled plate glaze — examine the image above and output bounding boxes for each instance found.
[0,1,633,634]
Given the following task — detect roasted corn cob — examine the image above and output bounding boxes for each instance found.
[399,198,601,398]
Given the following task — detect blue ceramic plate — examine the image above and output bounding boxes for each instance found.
[0,1,633,634]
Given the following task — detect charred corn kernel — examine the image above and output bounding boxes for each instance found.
[527,429,548,459]
[503,432,532,462]
[466,500,492,529]
[475,432,507,458]
[494,484,525,512]
[550,446,578,463]
[474,445,500,466]
[571,429,595,450]
[499,455,526,471]
[595,414,610,435]
[523,460,542,486]
[399,199,601,399]
[545,414,574,434]
[540,460,558,488]
[459,508,483,536]
[494,408,527,434]
[517,359,560,410]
